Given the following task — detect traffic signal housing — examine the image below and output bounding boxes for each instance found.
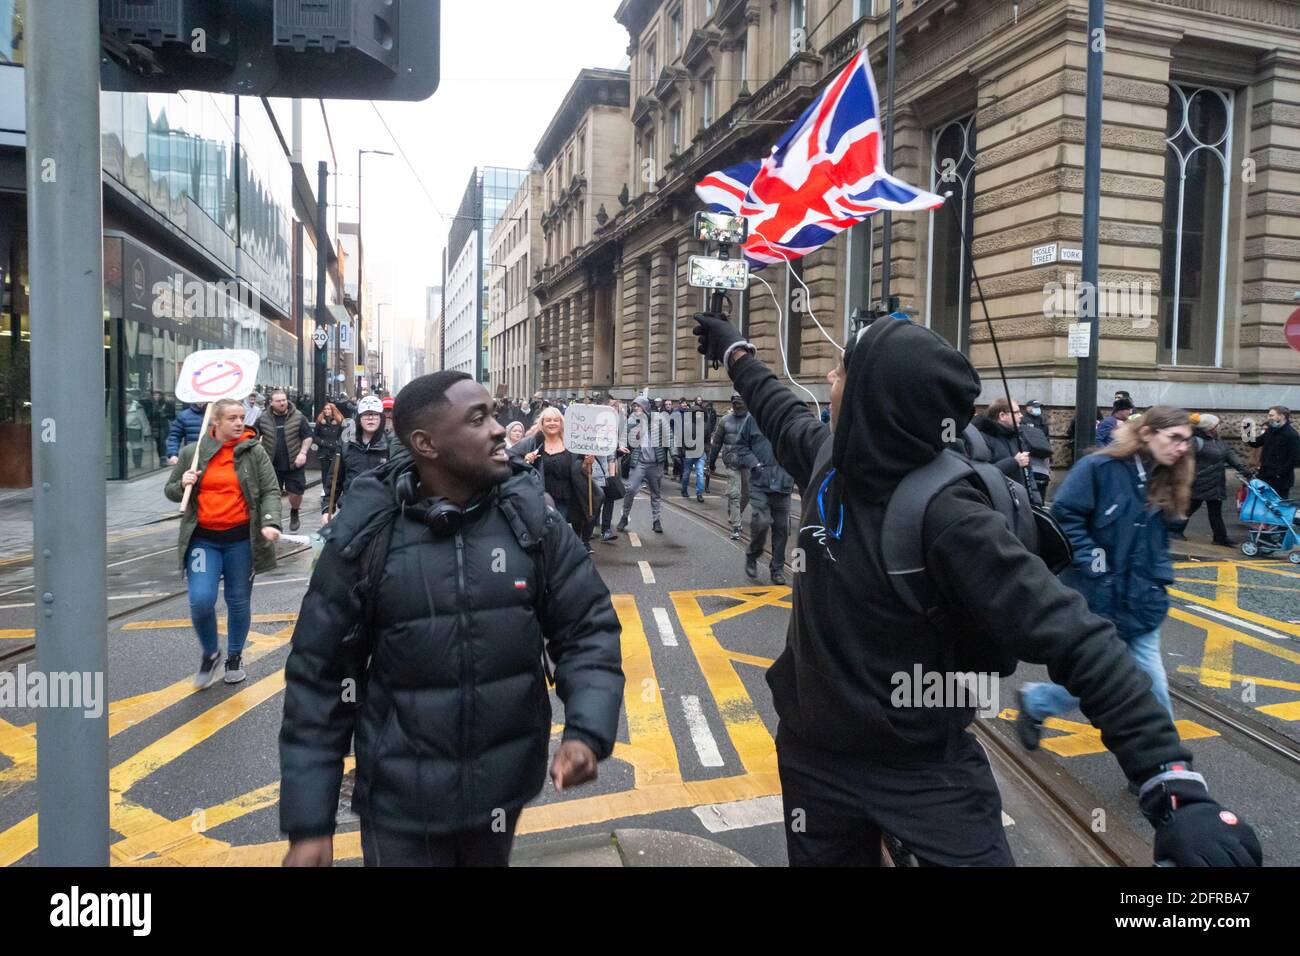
[100,0,440,101]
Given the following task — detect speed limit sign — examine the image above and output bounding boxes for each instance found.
[312,326,329,350]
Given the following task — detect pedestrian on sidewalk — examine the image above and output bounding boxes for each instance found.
[321,396,391,522]
[618,396,667,535]
[1019,406,1195,748]
[1172,414,1248,547]
[690,311,1260,868]
[1246,405,1300,499]
[709,394,750,539]
[1096,396,1136,448]
[280,370,624,867]
[166,402,207,465]
[256,389,315,533]
[736,401,793,586]
[165,398,282,690]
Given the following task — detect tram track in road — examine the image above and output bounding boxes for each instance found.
[659,489,1153,866]
[1168,679,1300,771]
[0,544,314,667]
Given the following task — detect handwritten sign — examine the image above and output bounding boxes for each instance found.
[175,350,260,403]
[564,404,620,457]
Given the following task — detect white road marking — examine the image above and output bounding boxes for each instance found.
[680,695,725,768]
[629,532,642,548]
[639,561,655,585]
[1002,811,1015,827]
[1180,603,1294,641]
[651,607,678,646]
[254,576,309,588]
[692,795,784,833]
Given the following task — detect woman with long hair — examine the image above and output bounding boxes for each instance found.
[314,402,352,513]
[1018,406,1194,750]
[165,397,282,689]
[518,407,599,552]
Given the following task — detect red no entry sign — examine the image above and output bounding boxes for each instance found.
[191,360,245,397]
[174,349,260,404]
[1287,307,1300,352]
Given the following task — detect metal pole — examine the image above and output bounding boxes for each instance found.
[1074,0,1105,458]
[357,149,364,326]
[315,161,329,414]
[880,0,897,305]
[25,0,109,865]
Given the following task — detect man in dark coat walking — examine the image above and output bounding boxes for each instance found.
[280,371,624,867]
[1248,405,1300,498]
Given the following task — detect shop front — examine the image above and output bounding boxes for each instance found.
[104,231,298,480]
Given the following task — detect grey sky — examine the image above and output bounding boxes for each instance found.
[323,1,630,354]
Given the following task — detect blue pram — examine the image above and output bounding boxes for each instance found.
[1238,479,1300,562]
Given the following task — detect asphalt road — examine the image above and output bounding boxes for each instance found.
[2,478,1299,866]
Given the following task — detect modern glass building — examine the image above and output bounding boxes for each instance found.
[444,165,527,382]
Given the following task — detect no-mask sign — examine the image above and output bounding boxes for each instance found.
[175,350,261,404]
[564,404,620,457]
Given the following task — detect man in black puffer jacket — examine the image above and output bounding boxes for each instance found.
[280,371,624,867]
[692,311,1261,867]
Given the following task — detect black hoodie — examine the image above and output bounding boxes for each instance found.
[729,320,1188,781]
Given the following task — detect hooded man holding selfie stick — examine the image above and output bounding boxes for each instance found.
[690,309,1261,868]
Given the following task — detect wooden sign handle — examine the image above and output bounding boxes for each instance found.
[178,402,214,514]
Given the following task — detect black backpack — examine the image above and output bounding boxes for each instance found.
[812,438,1071,676]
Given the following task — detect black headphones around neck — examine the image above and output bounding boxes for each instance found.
[397,470,489,537]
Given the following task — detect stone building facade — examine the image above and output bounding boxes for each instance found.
[533,68,632,396]
[531,0,1300,446]
[488,172,542,398]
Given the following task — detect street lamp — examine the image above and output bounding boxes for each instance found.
[358,148,394,327]
[484,261,510,393]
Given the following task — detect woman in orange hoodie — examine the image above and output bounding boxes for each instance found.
[165,398,283,689]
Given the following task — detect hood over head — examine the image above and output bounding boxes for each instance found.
[832,319,981,503]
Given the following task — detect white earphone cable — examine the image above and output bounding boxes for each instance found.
[751,268,822,414]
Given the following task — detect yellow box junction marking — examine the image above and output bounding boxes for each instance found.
[4,568,1297,866]
[0,589,787,865]
[996,710,1219,756]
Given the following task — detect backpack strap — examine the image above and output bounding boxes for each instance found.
[883,451,1039,620]
[971,462,1038,552]
[357,513,397,641]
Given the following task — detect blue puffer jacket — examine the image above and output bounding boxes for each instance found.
[1052,452,1174,638]
[166,404,206,458]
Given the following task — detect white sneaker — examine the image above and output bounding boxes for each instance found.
[193,651,223,690]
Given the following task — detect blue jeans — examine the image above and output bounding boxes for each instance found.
[186,537,253,659]
[1021,627,1173,722]
[681,457,705,496]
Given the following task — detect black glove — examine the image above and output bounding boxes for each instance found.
[693,312,750,367]
[1140,771,1261,867]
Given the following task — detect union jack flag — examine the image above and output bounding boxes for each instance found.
[695,48,944,268]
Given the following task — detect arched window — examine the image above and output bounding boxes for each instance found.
[1159,83,1233,367]
[926,114,977,352]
